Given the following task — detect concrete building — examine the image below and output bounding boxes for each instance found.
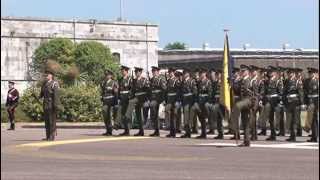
[1,16,159,103]
[158,48,319,71]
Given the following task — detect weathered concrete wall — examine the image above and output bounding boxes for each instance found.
[1,16,159,103]
[158,49,319,72]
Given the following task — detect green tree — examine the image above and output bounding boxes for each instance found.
[31,38,75,75]
[164,42,187,50]
[74,41,120,84]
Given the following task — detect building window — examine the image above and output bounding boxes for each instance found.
[112,52,120,62]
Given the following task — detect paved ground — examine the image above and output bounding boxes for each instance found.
[1,125,319,180]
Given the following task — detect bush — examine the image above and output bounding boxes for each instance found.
[1,104,32,123]
[20,84,102,122]
[19,87,44,121]
[59,83,102,122]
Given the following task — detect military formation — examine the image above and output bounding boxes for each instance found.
[6,65,319,146]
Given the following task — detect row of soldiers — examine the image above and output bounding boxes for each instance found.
[100,64,319,146]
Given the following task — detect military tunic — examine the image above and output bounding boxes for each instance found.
[40,80,59,141]
[165,76,181,137]
[180,77,197,137]
[197,78,212,138]
[263,76,283,140]
[125,76,150,135]
[118,75,133,134]
[305,77,319,141]
[149,74,167,135]
[230,75,252,145]
[100,78,118,135]
[283,77,304,141]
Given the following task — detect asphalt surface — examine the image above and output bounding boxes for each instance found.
[1,126,319,180]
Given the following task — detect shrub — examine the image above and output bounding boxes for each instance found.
[19,84,102,122]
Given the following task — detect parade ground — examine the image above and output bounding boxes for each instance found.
[1,124,318,180]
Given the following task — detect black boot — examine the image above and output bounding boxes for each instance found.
[207,129,215,135]
[238,141,250,147]
[266,136,276,141]
[119,129,130,136]
[258,129,266,136]
[307,138,317,142]
[230,132,240,140]
[296,129,302,137]
[214,133,224,139]
[134,129,144,136]
[286,137,296,142]
[149,130,160,137]
[191,128,198,134]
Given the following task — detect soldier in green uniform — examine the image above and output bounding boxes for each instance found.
[305,68,318,142]
[229,67,242,140]
[283,68,304,142]
[100,69,118,136]
[230,65,252,146]
[248,65,264,141]
[180,68,197,138]
[263,66,283,141]
[149,66,167,136]
[257,68,269,136]
[190,68,201,134]
[165,68,181,138]
[125,67,150,136]
[275,66,286,136]
[211,69,225,139]
[207,68,217,135]
[118,65,133,136]
[295,68,304,136]
[196,68,212,139]
[175,69,183,134]
[39,70,60,141]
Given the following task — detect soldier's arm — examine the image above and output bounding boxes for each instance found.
[297,80,304,105]
[52,81,60,108]
[161,77,167,91]
[208,81,213,99]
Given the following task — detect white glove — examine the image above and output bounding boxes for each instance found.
[259,100,263,107]
[300,104,307,110]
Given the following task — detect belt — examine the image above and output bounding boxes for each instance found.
[135,92,146,96]
[167,93,177,96]
[308,94,319,98]
[183,93,193,97]
[267,94,279,98]
[103,96,114,99]
[120,91,129,94]
[152,90,161,93]
[234,96,239,99]
[199,94,208,97]
[287,94,298,98]
[214,95,220,98]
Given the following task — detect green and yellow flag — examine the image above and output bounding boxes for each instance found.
[220,33,234,115]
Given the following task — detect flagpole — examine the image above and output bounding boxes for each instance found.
[222,29,238,145]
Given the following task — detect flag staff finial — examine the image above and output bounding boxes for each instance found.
[223,29,230,34]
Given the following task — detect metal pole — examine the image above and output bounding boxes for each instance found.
[146,24,149,71]
[120,0,123,21]
[293,50,296,68]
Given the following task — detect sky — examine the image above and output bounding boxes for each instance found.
[1,0,319,49]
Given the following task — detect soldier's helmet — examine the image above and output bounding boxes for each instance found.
[175,69,183,76]
[45,69,55,75]
[104,69,113,75]
[307,67,318,73]
[8,81,15,85]
[151,66,160,71]
[120,65,130,71]
[240,64,250,71]
[134,67,143,72]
